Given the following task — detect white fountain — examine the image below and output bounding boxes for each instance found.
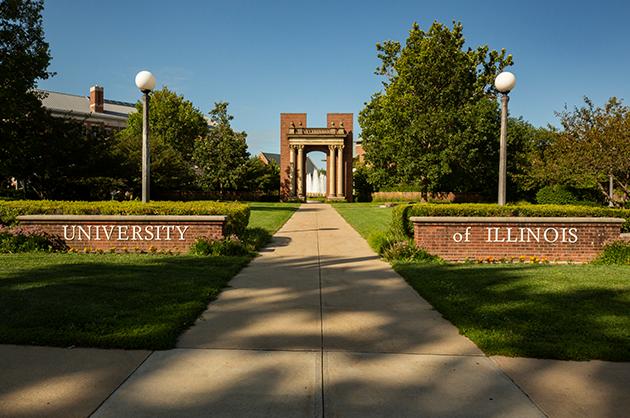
[306,168,327,197]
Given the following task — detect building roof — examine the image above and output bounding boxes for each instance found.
[38,90,136,120]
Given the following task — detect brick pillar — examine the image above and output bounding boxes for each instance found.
[90,86,104,113]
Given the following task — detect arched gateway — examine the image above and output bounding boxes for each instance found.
[280,113,353,202]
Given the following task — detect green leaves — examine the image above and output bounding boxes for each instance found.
[360,21,513,200]
[193,102,249,195]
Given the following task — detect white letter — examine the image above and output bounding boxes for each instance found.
[544,228,559,243]
[526,228,540,243]
[464,227,472,242]
[486,228,493,242]
[132,226,143,241]
[117,226,129,241]
[164,226,175,240]
[506,228,518,242]
[63,225,76,240]
[77,226,91,241]
[103,226,114,240]
[494,227,505,242]
[176,226,189,241]
[568,228,579,243]
[453,232,463,243]
[145,226,154,241]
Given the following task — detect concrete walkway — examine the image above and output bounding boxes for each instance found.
[2,203,629,417]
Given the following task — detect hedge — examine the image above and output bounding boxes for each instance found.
[392,203,630,237]
[0,200,250,237]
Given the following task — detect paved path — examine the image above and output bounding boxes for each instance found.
[2,203,629,417]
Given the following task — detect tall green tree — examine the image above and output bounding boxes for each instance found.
[522,97,630,207]
[115,86,210,193]
[0,0,54,180]
[194,101,249,198]
[359,21,513,201]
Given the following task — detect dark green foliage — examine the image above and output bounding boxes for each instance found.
[536,185,579,205]
[593,239,630,265]
[359,21,513,201]
[194,102,249,197]
[189,234,250,256]
[239,157,280,192]
[114,86,210,193]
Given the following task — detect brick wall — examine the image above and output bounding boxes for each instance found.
[411,217,625,262]
[18,215,228,253]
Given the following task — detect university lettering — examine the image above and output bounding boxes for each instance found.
[63,225,189,241]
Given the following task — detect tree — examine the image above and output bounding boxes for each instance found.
[0,0,54,179]
[239,157,280,192]
[523,97,630,207]
[359,21,513,201]
[114,86,210,193]
[194,101,249,198]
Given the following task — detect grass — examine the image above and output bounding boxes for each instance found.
[393,262,630,361]
[247,201,301,233]
[331,202,393,239]
[0,202,300,350]
[333,203,630,362]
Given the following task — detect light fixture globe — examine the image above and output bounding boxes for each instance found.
[135,71,156,92]
[495,71,516,93]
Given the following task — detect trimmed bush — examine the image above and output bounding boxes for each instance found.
[0,200,250,236]
[392,203,630,237]
[536,185,579,205]
[592,239,630,265]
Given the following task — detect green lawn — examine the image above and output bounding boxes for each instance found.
[247,201,301,233]
[332,202,393,239]
[0,202,300,350]
[333,203,630,362]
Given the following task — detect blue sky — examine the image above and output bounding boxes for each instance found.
[38,0,630,159]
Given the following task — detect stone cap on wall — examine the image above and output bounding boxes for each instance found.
[410,217,626,224]
[18,215,229,222]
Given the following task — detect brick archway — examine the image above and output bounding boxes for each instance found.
[280,113,353,202]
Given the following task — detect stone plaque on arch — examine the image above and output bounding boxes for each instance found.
[280,113,353,202]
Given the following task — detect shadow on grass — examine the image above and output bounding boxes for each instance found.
[392,262,630,361]
[0,254,252,350]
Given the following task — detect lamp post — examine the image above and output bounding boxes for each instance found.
[495,71,516,206]
[135,71,156,203]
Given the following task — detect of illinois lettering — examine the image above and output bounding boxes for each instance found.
[452,226,578,244]
[62,225,190,241]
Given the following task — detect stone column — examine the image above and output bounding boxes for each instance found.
[289,145,296,197]
[328,145,336,198]
[336,145,344,197]
[297,145,305,198]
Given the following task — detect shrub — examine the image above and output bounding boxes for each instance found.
[592,239,630,265]
[536,185,579,205]
[188,234,250,256]
[381,239,439,262]
[0,226,63,253]
[368,230,440,262]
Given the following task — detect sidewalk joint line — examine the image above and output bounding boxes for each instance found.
[316,207,326,417]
